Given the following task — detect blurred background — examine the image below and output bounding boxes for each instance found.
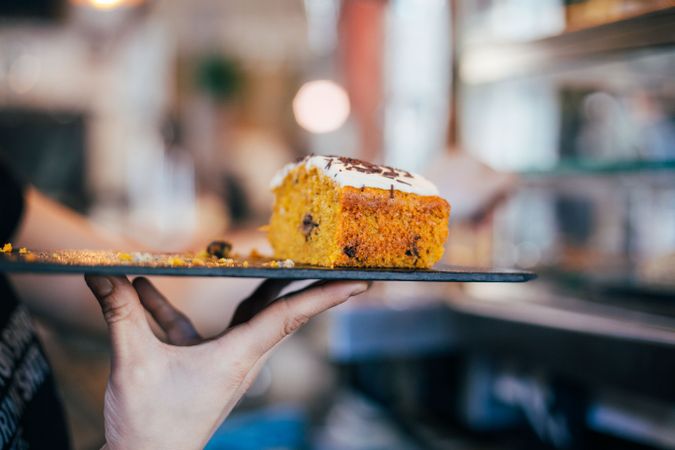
[1,0,675,449]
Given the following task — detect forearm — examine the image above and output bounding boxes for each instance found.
[14,187,137,249]
[9,188,134,336]
[9,187,262,338]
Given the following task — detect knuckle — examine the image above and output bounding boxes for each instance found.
[101,298,135,324]
[282,313,310,337]
[228,358,250,380]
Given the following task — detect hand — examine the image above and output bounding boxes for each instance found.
[85,275,369,450]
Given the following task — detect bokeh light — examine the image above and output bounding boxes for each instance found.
[292,80,350,133]
[71,0,142,10]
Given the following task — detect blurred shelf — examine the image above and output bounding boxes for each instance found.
[447,290,675,346]
[540,267,675,305]
[459,7,675,84]
[519,159,675,178]
[443,290,675,401]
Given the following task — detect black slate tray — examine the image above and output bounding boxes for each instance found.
[0,253,535,283]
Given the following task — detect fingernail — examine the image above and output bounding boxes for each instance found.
[349,282,370,297]
[85,276,114,297]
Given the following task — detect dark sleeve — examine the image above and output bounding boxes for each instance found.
[0,159,25,243]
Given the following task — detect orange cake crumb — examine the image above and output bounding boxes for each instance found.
[167,257,186,267]
[117,252,133,262]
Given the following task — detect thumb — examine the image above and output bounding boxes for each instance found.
[222,280,370,364]
[85,275,154,360]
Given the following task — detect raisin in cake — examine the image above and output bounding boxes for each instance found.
[267,155,450,268]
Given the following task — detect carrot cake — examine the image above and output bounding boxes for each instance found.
[268,155,450,268]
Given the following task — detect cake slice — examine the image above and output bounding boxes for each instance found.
[268,155,450,268]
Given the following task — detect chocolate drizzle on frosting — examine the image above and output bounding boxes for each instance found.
[270,155,439,196]
[333,157,411,183]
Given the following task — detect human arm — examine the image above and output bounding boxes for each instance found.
[9,187,261,337]
[9,188,129,336]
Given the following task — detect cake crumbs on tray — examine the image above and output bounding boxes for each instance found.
[263,259,296,268]
[167,257,186,267]
[117,252,133,262]
[191,258,206,267]
[217,258,235,267]
[4,244,293,270]
[196,250,211,260]
[23,253,37,262]
[132,252,153,263]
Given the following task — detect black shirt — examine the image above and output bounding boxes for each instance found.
[0,162,70,450]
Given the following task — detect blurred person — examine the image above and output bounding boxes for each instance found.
[0,160,370,449]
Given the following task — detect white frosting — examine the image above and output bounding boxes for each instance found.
[270,155,439,196]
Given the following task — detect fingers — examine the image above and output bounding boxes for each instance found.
[84,275,155,360]
[230,279,294,327]
[223,280,370,363]
[132,277,202,346]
